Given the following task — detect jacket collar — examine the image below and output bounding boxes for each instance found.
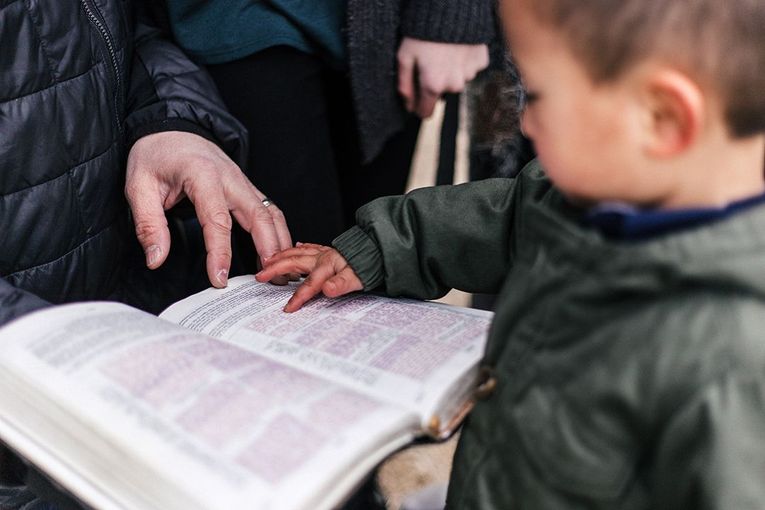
[522,189,765,300]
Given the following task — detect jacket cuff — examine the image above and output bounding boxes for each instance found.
[332,226,385,291]
[401,0,495,44]
[126,118,219,152]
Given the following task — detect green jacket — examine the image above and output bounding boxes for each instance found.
[333,161,765,509]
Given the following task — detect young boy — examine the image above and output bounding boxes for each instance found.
[256,0,765,507]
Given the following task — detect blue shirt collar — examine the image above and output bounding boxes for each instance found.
[582,193,765,241]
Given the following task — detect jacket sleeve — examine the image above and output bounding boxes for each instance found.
[0,281,49,328]
[400,0,496,44]
[333,177,523,300]
[123,2,248,167]
[651,372,765,509]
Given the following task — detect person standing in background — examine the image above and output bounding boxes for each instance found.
[162,0,495,271]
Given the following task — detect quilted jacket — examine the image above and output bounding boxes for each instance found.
[0,0,246,326]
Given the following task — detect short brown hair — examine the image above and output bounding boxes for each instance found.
[522,0,765,138]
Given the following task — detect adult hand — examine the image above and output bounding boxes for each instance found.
[126,131,292,288]
[397,38,489,118]
[255,243,363,312]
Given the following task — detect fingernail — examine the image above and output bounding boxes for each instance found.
[145,245,162,267]
[216,269,229,287]
[296,242,303,247]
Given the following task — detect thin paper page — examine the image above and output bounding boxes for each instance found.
[0,303,414,510]
[162,276,492,418]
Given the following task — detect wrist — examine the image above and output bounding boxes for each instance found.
[332,227,385,291]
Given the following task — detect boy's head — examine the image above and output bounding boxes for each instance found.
[501,0,765,208]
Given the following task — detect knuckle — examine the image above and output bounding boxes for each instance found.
[124,181,140,198]
[207,210,233,231]
[210,247,233,261]
[268,207,286,222]
[288,254,307,267]
[297,283,317,297]
[448,79,464,92]
[222,165,247,186]
[133,219,164,241]
[253,204,275,223]
[423,83,441,97]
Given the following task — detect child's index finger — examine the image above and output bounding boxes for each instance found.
[283,277,323,312]
[282,260,344,312]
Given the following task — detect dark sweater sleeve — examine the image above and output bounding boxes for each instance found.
[123,2,249,168]
[333,177,520,300]
[401,0,496,44]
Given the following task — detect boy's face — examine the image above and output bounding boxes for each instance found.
[502,0,662,205]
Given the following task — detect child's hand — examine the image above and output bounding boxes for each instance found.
[255,243,363,312]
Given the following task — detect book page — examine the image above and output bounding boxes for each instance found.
[161,276,493,429]
[0,303,415,510]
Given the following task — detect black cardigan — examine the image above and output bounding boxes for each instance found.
[347,0,496,162]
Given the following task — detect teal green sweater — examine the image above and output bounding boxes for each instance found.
[166,0,346,67]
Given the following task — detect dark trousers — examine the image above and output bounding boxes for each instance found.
[206,46,420,273]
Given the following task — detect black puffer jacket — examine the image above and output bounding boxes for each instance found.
[0,0,246,326]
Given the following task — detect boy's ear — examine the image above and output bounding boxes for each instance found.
[641,70,704,158]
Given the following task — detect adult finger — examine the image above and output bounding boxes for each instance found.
[476,45,490,72]
[397,53,416,112]
[230,198,288,284]
[257,200,293,255]
[187,179,234,288]
[415,86,440,118]
[227,183,282,261]
[125,174,171,270]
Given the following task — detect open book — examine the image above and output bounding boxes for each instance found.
[0,276,492,510]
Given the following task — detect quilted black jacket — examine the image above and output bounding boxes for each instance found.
[0,0,247,326]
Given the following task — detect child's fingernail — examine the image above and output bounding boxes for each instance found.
[296,242,303,247]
